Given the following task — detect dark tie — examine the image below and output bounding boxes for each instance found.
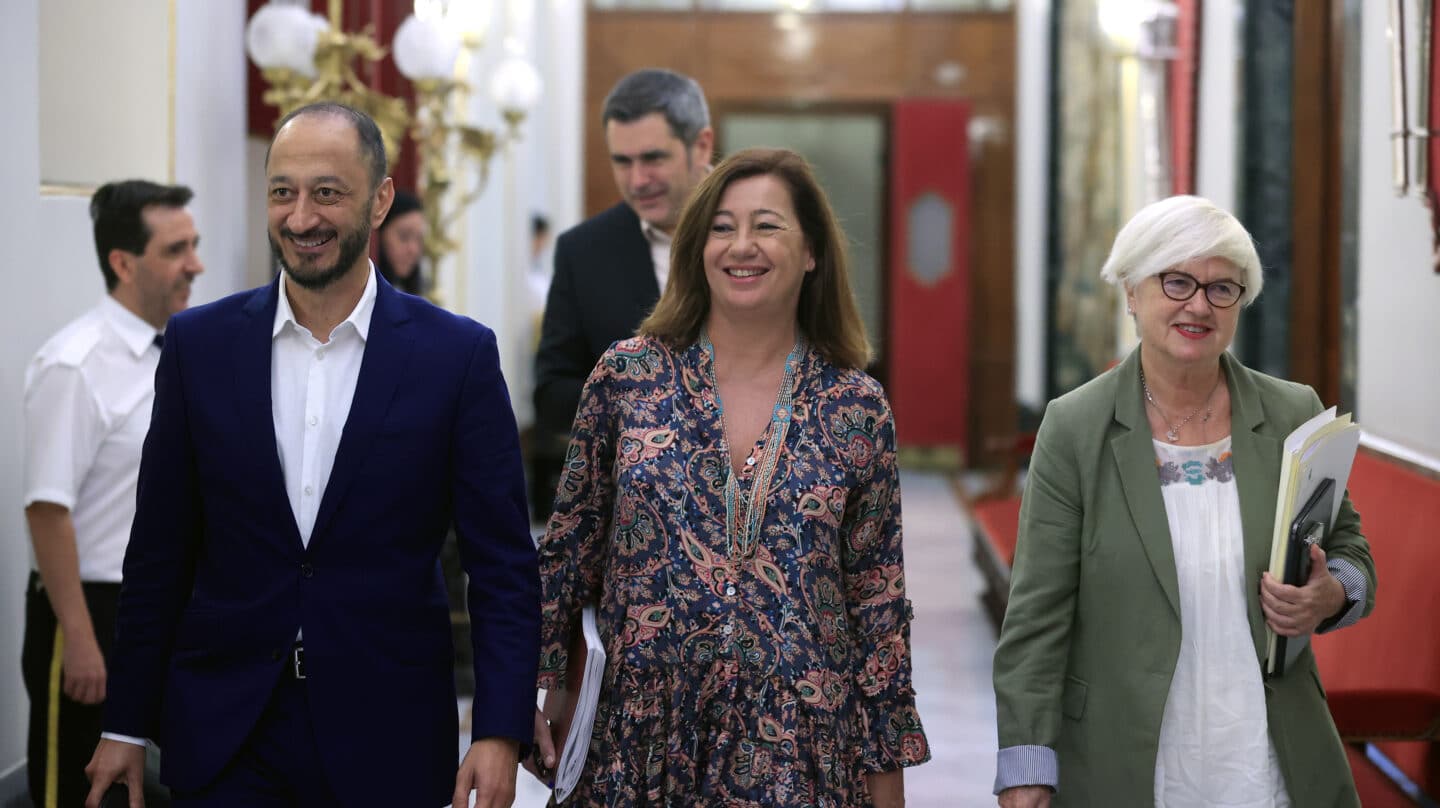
[153,333,164,351]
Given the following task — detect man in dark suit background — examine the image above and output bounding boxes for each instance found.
[530,69,713,517]
[85,102,539,808]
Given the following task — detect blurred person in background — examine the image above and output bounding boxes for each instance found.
[376,189,426,295]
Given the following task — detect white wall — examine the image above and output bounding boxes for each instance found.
[446,0,585,428]
[1356,0,1440,460]
[1013,0,1050,411]
[0,0,249,774]
[1193,0,1240,213]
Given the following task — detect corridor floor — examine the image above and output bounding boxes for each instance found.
[494,469,1001,807]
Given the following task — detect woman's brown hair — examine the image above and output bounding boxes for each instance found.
[638,147,872,370]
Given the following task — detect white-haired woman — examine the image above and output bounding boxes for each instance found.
[991,195,1375,807]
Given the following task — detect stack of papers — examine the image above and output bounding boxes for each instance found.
[554,606,606,803]
[1263,406,1361,677]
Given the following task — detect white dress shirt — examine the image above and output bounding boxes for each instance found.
[640,219,672,292]
[271,266,376,546]
[23,296,162,582]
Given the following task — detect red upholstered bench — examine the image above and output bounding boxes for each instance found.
[971,495,1022,631]
[966,432,1034,632]
[1312,447,1440,800]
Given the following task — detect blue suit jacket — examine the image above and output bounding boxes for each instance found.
[104,273,541,806]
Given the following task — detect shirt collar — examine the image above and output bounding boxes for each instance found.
[640,219,672,247]
[272,261,378,342]
[100,295,162,358]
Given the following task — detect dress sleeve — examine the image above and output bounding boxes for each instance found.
[840,395,930,772]
[536,354,618,689]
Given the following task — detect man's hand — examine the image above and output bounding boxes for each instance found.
[84,739,145,808]
[453,737,520,808]
[998,785,1052,808]
[520,707,558,785]
[1261,543,1348,637]
[63,629,107,704]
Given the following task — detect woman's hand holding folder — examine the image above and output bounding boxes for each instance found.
[524,694,573,789]
[1260,542,1347,637]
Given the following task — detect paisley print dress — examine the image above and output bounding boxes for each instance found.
[537,336,930,807]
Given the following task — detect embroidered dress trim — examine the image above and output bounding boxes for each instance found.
[701,333,805,559]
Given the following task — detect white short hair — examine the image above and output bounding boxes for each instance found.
[1099,195,1264,306]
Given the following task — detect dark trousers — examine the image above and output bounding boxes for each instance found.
[169,668,340,807]
[21,571,119,808]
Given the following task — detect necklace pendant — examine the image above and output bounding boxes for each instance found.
[1166,428,1179,442]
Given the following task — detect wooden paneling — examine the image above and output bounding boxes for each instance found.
[1291,0,1342,406]
[585,10,1017,466]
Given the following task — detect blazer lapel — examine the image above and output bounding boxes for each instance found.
[307,276,414,548]
[1110,349,1182,619]
[238,279,303,549]
[1105,347,1186,616]
[1222,353,1282,661]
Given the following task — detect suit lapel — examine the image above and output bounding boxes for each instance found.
[1222,353,1282,661]
[238,279,304,549]
[1110,349,1182,619]
[307,276,414,548]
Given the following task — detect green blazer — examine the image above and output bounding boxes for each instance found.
[992,349,1376,806]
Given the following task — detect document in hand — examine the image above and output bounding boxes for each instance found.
[554,606,606,803]
[1263,406,1360,678]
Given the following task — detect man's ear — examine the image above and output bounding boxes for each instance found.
[371,177,395,228]
[691,127,715,168]
[108,249,135,286]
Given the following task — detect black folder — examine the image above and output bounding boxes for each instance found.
[1271,477,1336,678]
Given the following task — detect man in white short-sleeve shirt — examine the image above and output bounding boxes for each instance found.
[21,179,202,807]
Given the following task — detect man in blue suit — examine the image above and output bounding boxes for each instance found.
[84,102,540,808]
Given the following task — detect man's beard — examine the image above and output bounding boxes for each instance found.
[269,221,372,291]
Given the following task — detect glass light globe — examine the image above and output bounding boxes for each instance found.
[245,3,321,74]
[393,14,462,81]
[489,55,543,115]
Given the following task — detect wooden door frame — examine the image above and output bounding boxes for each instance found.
[1290,0,1345,406]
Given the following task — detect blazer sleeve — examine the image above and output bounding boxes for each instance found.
[1301,387,1377,629]
[452,328,543,746]
[104,318,203,739]
[991,400,1085,785]
[533,235,592,434]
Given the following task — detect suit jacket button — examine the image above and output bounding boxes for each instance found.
[301,562,314,578]
[271,649,283,661]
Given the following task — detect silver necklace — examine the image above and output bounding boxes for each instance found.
[1140,368,1221,443]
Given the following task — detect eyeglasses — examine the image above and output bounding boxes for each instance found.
[1157,271,1246,309]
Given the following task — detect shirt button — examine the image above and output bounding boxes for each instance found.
[316,351,326,362]
[308,415,319,427]
[721,624,733,635]
[300,562,314,578]
[725,584,737,596]
[303,485,314,496]
[745,457,756,466]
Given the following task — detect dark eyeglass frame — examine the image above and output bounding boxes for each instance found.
[1157,270,1246,309]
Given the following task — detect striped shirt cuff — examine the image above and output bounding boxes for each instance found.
[1318,557,1367,632]
[994,744,1058,795]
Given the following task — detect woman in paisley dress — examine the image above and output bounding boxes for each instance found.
[992,196,1375,807]
[527,147,929,807]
